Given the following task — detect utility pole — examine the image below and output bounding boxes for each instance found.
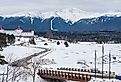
[109,51,111,80]
[95,50,97,79]
[102,44,104,79]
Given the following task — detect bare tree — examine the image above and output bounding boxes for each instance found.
[2,54,22,82]
[23,58,42,82]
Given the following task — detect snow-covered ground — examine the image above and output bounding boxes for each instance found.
[1,37,121,82]
[41,41,121,72]
[1,46,41,61]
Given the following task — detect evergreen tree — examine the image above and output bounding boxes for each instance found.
[0,33,7,47]
[29,37,36,45]
[57,41,60,45]
[6,34,15,45]
[64,42,69,47]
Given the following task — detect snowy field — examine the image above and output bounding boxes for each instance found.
[35,39,121,82]
[1,37,121,82]
[1,46,43,61]
[40,40,121,72]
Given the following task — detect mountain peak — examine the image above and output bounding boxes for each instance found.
[55,8,100,23]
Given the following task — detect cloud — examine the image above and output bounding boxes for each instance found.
[0,0,121,13]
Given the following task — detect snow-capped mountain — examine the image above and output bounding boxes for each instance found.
[0,8,121,32]
[2,8,120,23]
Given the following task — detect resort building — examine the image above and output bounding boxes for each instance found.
[0,27,34,38]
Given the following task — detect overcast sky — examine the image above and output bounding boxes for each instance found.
[0,0,121,14]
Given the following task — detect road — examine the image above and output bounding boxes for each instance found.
[9,46,51,67]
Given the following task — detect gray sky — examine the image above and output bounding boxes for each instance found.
[0,0,121,13]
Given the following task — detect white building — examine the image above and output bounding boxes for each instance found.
[0,27,34,38]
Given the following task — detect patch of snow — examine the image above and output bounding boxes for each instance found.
[19,19,25,23]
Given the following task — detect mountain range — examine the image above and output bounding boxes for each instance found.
[0,8,121,33]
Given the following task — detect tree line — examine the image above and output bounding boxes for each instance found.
[36,31,121,44]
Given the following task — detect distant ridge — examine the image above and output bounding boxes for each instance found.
[1,8,121,23]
